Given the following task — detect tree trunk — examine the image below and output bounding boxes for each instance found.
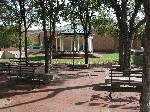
[19,0,28,64]
[49,21,55,64]
[140,1,150,111]
[140,30,150,112]
[41,0,49,73]
[120,17,132,71]
[22,1,28,64]
[118,31,124,70]
[44,29,49,73]
[49,44,52,64]
[24,28,28,64]
[84,33,88,64]
[19,19,22,62]
[123,37,132,70]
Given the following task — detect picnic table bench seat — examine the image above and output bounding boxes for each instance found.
[0,62,18,86]
[108,68,143,85]
[9,58,28,63]
[67,64,89,69]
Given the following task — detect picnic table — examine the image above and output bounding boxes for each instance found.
[15,64,55,88]
[106,65,143,99]
[0,62,58,89]
[14,63,45,88]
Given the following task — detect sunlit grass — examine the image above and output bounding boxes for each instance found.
[28,53,119,65]
[0,53,142,66]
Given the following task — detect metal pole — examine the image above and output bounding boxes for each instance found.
[19,37,22,62]
[71,2,76,70]
[73,25,75,70]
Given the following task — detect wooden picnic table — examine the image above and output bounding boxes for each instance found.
[108,67,143,99]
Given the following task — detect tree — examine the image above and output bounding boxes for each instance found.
[0,1,18,26]
[67,0,97,64]
[0,25,19,48]
[1,0,36,63]
[17,0,36,63]
[140,1,150,111]
[91,6,118,37]
[97,0,144,70]
[33,0,64,73]
[0,25,36,48]
[47,0,65,64]
[36,0,49,73]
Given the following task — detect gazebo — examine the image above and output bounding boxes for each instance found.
[54,23,93,53]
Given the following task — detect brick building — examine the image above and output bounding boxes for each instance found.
[28,24,141,52]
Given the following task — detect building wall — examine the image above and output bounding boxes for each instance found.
[132,38,141,49]
[63,37,84,51]
[64,38,72,50]
[28,30,141,52]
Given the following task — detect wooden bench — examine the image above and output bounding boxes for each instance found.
[9,58,28,63]
[15,63,45,89]
[107,67,143,98]
[106,69,142,84]
[67,64,89,69]
[0,62,18,86]
[27,62,43,67]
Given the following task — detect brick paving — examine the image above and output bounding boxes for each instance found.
[0,66,141,112]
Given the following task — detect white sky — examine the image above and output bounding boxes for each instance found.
[28,20,69,30]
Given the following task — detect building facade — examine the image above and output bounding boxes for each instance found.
[28,24,141,52]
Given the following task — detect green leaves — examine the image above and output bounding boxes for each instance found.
[0,25,19,48]
[92,17,117,36]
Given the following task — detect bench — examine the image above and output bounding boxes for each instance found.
[107,67,143,99]
[67,64,89,69]
[27,62,43,67]
[106,69,142,84]
[0,62,18,86]
[15,63,46,89]
[9,58,28,63]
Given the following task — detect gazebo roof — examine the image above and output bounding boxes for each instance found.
[56,23,91,35]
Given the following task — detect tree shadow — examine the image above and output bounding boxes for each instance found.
[121,106,140,110]
[91,83,140,111]
[0,80,98,110]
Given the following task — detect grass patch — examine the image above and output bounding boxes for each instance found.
[0,53,142,66]
[131,55,143,66]
[28,53,119,65]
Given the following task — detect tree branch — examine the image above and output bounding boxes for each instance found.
[134,18,145,32]
[130,1,143,33]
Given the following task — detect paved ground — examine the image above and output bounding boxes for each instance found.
[0,66,141,112]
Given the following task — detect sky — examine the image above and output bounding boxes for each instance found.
[28,20,69,30]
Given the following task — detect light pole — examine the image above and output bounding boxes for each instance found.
[71,2,77,70]
[71,22,77,70]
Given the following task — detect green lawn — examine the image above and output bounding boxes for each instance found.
[27,53,119,65]
[131,55,143,66]
[0,53,142,66]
